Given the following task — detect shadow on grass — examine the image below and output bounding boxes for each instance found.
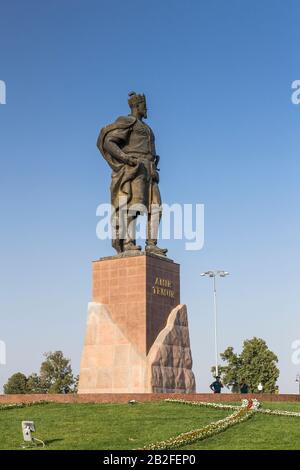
[44,438,64,446]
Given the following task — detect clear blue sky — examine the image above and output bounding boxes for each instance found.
[1,0,299,393]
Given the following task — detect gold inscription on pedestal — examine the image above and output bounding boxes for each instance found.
[152,277,175,298]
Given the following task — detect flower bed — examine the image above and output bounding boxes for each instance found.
[165,398,300,417]
[141,400,255,450]
[258,408,300,417]
[165,398,239,411]
[141,398,300,450]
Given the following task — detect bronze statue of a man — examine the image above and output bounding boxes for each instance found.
[97,92,167,256]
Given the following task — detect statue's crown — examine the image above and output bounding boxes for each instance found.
[128,91,146,108]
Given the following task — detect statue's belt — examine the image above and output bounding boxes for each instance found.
[124,151,155,161]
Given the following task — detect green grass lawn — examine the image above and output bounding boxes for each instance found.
[0,401,299,450]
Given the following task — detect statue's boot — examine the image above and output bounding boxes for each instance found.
[112,236,122,254]
[145,242,168,256]
[123,241,142,252]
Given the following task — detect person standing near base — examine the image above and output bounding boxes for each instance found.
[210,376,224,394]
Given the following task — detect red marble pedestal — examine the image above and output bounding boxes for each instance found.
[78,252,195,393]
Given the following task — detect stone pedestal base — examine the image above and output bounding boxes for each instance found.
[78,253,196,393]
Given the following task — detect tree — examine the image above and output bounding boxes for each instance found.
[73,374,79,393]
[39,351,75,394]
[3,351,76,394]
[26,373,45,393]
[3,372,28,394]
[212,337,280,393]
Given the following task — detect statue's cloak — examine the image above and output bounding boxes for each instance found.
[97,116,139,211]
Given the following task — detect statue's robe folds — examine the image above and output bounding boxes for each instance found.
[97,115,161,216]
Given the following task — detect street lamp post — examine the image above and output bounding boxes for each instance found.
[201,270,230,377]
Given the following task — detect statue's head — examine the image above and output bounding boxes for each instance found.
[128,92,147,119]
